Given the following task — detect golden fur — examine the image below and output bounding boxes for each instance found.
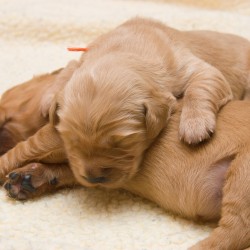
[0,70,60,155]
[1,97,250,249]
[1,18,243,189]
[48,17,250,186]
[1,17,250,249]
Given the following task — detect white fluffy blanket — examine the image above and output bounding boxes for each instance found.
[0,0,250,249]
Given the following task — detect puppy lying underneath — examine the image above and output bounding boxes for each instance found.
[1,93,250,249]
[0,16,250,249]
[0,75,250,249]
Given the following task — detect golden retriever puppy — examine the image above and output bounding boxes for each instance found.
[1,17,250,248]
[40,17,250,187]
[1,100,250,250]
[2,16,250,189]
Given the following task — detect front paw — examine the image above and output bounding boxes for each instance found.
[179,109,216,144]
[3,163,58,200]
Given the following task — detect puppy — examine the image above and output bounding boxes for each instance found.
[1,100,250,249]
[43,17,250,187]
[2,16,250,189]
[1,17,250,248]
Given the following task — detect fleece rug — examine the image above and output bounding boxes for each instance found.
[0,0,250,249]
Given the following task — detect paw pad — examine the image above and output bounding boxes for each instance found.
[21,175,36,193]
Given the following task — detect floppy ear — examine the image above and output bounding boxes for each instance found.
[144,91,176,140]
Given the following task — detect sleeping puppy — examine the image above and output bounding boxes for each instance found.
[2,16,250,188]
[44,17,250,187]
[1,100,250,250]
[0,40,250,248]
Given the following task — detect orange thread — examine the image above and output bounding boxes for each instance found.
[67,47,88,52]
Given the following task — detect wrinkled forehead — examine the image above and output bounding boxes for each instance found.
[58,112,144,144]
[58,85,145,140]
[57,64,147,147]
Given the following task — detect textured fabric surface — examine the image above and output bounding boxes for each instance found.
[0,1,249,249]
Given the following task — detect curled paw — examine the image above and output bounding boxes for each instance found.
[3,163,58,200]
[179,109,216,144]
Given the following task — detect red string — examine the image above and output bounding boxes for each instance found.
[67,47,88,52]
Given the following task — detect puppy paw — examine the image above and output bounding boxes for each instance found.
[179,110,216,144]
[3,163,58,200]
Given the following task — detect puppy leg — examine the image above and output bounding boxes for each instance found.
[0,107,16,155]
[177,54,233,144]
[3,162,78,200]
[189,150,250,249]
[0,124,66,181]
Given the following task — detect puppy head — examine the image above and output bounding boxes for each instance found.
[52,64,176,188]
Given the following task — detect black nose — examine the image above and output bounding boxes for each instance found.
[84,176,108,184]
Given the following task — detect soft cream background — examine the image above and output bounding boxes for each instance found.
[0,0,249,249]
